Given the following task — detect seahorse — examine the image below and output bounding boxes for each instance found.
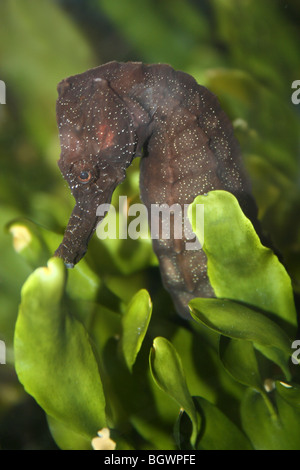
[54,61,258,318]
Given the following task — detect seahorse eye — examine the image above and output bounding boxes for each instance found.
[78,170,92,183]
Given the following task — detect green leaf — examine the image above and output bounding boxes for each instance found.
[219,336,283,416]
[219,336,263,392]
[190,298,292,379]
[47,415,92,450]
[121,289,152,371]
[149,337,200,447]
[188,190,297,336]
[241,385,300,450]
[14,257,106,439]
[194,397,253,450]
[190,298,292,355]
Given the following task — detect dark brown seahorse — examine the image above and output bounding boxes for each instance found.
[54,61,258,318]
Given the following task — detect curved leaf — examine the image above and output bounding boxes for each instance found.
[121,289,152,371]
[188,190,297,336]
[190,298,292,355]
[219,336,263,392]
[149,337,199,446]
[14,257,106,439]
[190,297,292,380]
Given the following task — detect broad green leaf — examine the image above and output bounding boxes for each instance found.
[219,336,263,392]
[194,397,253,450]
[190,298,292,379]
[121,289,152,371]
[241,386,300,450]
[149,337,199,447]
[189,190,297,336]
[190,298,292,355]
[47,415,92,450]
[14,257,106,439]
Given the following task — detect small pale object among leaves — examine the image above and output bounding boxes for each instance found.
[92,428,116,451]
[9,225,32,252]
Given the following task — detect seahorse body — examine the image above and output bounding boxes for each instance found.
[55,62,258,318]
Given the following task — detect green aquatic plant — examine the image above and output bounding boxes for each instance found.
[11,191,300,450]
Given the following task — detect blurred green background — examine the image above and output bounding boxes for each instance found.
[0,0,299,449]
